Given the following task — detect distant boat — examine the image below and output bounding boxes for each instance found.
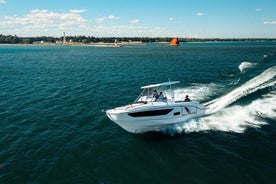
[170,37,179,46]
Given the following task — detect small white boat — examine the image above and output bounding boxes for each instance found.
[106,81,206,133]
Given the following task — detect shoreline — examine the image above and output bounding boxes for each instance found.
[0,41,147,47]
[0,40,275,47]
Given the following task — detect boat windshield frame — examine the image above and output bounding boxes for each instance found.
[141,81,180,89]
[134,81,180,103]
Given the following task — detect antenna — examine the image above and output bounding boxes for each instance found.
[168,78,175,102]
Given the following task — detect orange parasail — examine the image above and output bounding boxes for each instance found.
[170,37,179,46]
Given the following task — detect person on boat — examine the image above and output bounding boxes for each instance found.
[153,90,159,100]
[184,95,191,102]
[157,92,167,102]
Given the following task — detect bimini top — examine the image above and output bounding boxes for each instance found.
[141,81,180,89]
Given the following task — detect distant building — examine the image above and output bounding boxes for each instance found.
[63,32,66,45]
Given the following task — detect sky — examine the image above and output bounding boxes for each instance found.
[0,0,276,38]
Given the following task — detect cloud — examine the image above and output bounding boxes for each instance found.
[70,9,87,14]
[130,19,140,24]
[0,0,6,4]
[96,17,106,23]
[0,9,176,37]
[196,12,205,16]
[4,9,87,26]
[256,8,262,12]
[0,9,87,35]
[168,17,176,21]
[87,25,173,37]
[264,21,276,25]
[96,15,119,23]
[107,15,119,20]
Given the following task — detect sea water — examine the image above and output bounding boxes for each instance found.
[0,42,275,183]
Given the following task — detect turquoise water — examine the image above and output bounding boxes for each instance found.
[0,42,275,183]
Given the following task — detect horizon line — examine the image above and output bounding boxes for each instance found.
[1,34,276,40]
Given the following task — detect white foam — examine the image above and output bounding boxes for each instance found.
[238,61,257,73]
[167,91,275,134]
[163,66,276,135]
[206,66,276,114]
[173,83,220,102]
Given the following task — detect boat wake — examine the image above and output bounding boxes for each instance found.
[205,65,276,114]
[238,61,257,73]
[162,65,276,135]
[173,83,221,102]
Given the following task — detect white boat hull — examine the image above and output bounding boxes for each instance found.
[106,101,206,133]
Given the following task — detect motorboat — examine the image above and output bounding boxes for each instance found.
[106,81,206,133]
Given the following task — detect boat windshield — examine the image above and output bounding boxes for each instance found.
[134,88,155,103]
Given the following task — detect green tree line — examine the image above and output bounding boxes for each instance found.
[0,34,275,44]
[0,34,175,44]
[0,34,58,44]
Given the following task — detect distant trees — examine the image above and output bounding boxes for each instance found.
[0,34,59,44]
[0,34,275,44]
[0,34,20,44]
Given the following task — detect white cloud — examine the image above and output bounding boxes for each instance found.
[108,15,119,20]
[0,9,87,35]
[87,25,173,37]
[8,9,87,26]
[0,0,6,4]
[196,12,205,16]
[168,17,176,21]
[256,8,262,12]
[96,15,119,23]
[264,21,276,25]
[70,9,87,14]
[130,19,140,24]
[0,9,177,37]
[96,17,106,23]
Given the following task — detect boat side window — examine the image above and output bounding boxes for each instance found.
[128,109,173,117]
